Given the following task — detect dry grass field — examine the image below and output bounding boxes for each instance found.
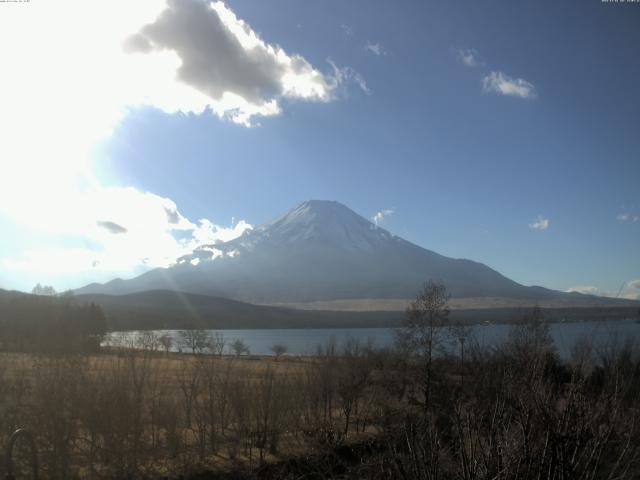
[0,347,383,479]
[268,295,640,311]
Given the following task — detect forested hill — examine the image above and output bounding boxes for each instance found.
[78,290,640,331]
[1,289,637,336]
[0,290,107,351]
[74,290,402,330]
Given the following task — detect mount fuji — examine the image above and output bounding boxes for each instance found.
[74,200,587,304]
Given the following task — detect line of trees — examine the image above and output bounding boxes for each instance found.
[0,293,107,352]
[108,330,253,357]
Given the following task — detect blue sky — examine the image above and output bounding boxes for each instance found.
[0,0,638,298]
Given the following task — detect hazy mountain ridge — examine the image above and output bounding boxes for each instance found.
[73,200,631,306]
[2,287,636,331]
[74,290,402,330]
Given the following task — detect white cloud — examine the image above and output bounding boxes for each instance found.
[328,60,371,95]
[123,0,344,126]
[0,0,364,216]
[566,280,640,300]
[625,280,640,299]
[457,48,480,67]
[191,218,253,246]
[529,215,549,231]
[482,71,537,99]
[0,186,252,279]
[373,208,394,226]
[567,286,600,296]
[617,212,639,223]
[341,24,354,37]
[619,280,640,300]
[365,42,385,56]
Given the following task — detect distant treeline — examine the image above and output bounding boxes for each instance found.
[453,305,640,323]
[76,289,640,332]
[0,293,106,352]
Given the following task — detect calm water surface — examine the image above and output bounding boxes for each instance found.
[108,319,640,358]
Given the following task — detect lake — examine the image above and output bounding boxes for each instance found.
[106,318,640,358]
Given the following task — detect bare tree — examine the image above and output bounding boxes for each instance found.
[396,280,450,412]
[230,338,250,357]
[449,321,473,389]
[209,332,226,356]
[179,329,211,355]
[159,334,173,354]
[336,338,371,434]
[506,305,554,374]
[270,343,288,360]
[136,331,160,352]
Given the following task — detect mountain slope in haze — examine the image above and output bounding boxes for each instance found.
[75,290,402,330]
[75,290,640,331]
[3,288,635,332]
[73,200,612,304]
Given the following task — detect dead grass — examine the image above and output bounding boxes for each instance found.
[0,349,369,478]
[266,295,640,311]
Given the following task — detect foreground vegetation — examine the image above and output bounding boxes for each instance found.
[0,283,638,479]
[0,332,637,478]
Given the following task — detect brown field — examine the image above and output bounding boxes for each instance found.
[266,295,640,311]
[0,347,382,479]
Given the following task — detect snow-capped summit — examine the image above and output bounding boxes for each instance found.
[74,200,568,303]
[182,200,395,264]
[255,200,395,249]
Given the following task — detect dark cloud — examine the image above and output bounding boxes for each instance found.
[126,0,285,104]
[123,33,153,53]
[122,0,369,124]
[164,206,180,224]
[97,220,128,234]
